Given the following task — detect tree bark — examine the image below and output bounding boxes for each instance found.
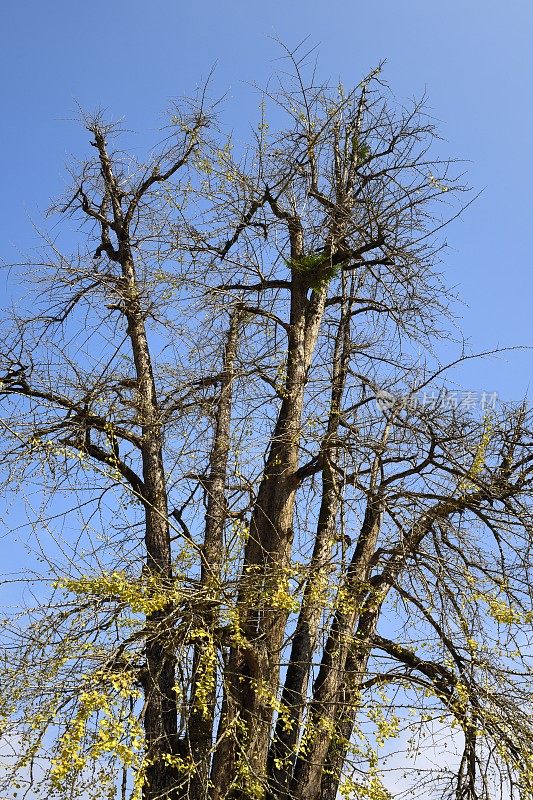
[188,311,240,800]
[212,267,327,797]
[120,255,177,799]
[267,288,352,799]
[290,491,384,800]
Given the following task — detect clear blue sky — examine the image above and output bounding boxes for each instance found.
[1,0,532,398]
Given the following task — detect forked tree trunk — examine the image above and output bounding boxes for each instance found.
[267,289,352,799]
[211,273,327,798]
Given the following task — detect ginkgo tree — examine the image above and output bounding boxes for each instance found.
[0,44,532,800]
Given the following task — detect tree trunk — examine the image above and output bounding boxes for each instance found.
[268,289,351,799]
[188,311,240,800]
[212,275,327,797]
[290,494,384,800]
[120,252,178,800]
[320,610,381,800]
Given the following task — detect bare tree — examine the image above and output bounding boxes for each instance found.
[1,45,532,800]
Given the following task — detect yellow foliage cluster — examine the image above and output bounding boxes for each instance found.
[54,571,180,615]
[50,669,143,792]
[459,415,493,494]
[339,774,392,800]
[268,572,300,613]
[368,706,401,749]
[190,628,217,718]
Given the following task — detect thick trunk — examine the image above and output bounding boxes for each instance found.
[88,128,179,797]
[212,278,326,798]
[268,293,351,799]
[266,470,338,798]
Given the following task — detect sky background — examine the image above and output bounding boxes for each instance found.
[1,0,532,401]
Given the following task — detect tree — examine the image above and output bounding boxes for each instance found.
[0,45,532,800]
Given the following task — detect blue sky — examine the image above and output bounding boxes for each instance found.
[1,0,532,400]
